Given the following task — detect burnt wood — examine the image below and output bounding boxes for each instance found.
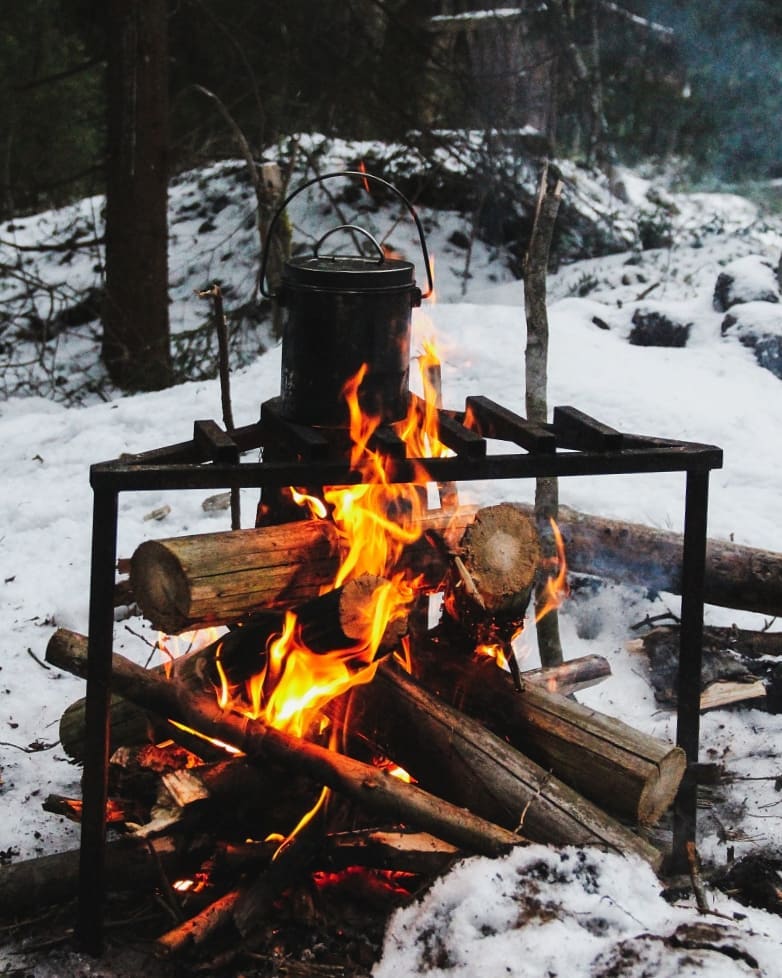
[47,639,523,858]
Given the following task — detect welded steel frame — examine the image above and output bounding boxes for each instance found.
[76,410,722,953]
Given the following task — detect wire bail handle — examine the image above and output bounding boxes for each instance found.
[259,170,435,299]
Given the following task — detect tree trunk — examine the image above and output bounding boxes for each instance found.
[524,163,565,667]
[103,0,171,390]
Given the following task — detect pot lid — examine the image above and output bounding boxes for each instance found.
[282,254,416,291]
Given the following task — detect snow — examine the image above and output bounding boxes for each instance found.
[375,846,782,978]
[2,155,782,975]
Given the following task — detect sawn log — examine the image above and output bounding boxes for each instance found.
[346,659,662,869]
[130,500,782,636]
[129,510,470,634]
[411,637,684,826]
[515,503,782,618]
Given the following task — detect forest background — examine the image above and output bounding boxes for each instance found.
[2,0,782,392]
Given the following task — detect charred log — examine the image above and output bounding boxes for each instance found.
[45,639,522,858]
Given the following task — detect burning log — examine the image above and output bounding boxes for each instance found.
[156,829,457,957]
[409,637,685,826]
[53,567,408,763]
[130,501,782,632]
[347,660,662,869]
[295,573,408,654]
[45,639,522,858]
[49,628,611,761]
[0,834,209,918]
[129,510,470,635]
[53,621,280,762]
[130,518,342,633]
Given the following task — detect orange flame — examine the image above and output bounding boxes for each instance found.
[357,160,371,194]
[290,486,328,519]
[534,518,570,623]
[475,643,509,670]
[158,626,227,678]
[373,757,415,783]
[203,359,446,740]
[188,350,449,752]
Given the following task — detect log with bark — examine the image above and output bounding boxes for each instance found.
[47,638,659,865]
[345,658,662,869]
[130,499,782,642]
[408,634,684,826]
[54,570,406,763]
[0,834,211,918]
[520,503,782,619]
[129,510,472,634]
[49,628,611,762]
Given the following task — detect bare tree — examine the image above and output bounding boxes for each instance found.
[524,162,564,668]
[102,0,171,390]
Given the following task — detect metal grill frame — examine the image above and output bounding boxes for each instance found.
[76,399,723,952]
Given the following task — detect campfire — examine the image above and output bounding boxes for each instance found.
[38,173,722,966]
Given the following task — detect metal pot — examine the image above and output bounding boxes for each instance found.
[260,171,433,428]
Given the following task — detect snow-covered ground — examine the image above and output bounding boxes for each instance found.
[2,150,782,975]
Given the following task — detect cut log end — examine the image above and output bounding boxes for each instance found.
[130,539,195,635]
[459,503,541,615]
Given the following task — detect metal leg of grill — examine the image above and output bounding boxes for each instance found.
[76,487,118,954]
[671,469,710,872]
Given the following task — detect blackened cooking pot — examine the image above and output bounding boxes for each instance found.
[259,171,434,428]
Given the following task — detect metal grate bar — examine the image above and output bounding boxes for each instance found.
[465,395,557,453]
[552,405,624,451]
